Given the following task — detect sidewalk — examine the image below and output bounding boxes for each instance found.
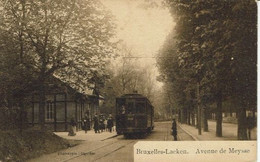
[179,120,257,141]
[28,130,117,162]
[54,129,117,141]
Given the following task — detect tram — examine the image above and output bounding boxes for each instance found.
[115,93,154,137]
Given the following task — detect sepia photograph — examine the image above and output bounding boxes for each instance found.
[0,0,257,161]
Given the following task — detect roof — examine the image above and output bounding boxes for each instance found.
[45,75,97,99]
[117,93,153,105]
[117,93,149,100]
[120,93,144,98]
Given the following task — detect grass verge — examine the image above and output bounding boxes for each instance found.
[0,129,81,161]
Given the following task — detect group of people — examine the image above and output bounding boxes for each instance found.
[68,113,114,136]
[93,113,114,133]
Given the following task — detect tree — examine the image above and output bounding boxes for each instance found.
[0,8,37,130]
[0,0,116,129]
[100,44,158,115]
[160,0,256,139]
[227,0,257,139]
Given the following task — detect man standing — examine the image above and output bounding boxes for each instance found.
[172,119,177,141]
[93,114,100,133]
[107,114,114,133]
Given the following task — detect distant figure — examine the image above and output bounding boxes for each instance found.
[99,114,105,132]
[104,118,108,131]
[84,112,90,131]
[93,114,100,133]
[82,116,88,133]
[121,105,126,128]
[107,114,114,133]
[121,105,126,115]
[68,118,77,136]
[172,119,177,141]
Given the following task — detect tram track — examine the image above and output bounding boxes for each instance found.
[63,123,195,162]
[93,140,136,162]
[62,138,136,162]
[159,121,196,141]
[28,122,197,162]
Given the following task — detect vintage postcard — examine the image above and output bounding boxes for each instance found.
[0,0,257,162]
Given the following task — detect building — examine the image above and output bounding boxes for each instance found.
[27,77,102,132]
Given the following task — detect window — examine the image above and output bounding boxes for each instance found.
[127,102,134,114]
[116,98,126,114]
[136,102,145,114]
[46,101,54,121]
[56,102,65,121]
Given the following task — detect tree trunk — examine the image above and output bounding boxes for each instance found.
[229,107,232,117]
[196,111,198,129]
[216,91,222,137]
[18,99,24,132]
[197,82,201,135]
[191,112,195,126]
[178,110,181,122]
[252,107,256,120]
[203,106,209,132]
[237,105,248,140]
[181,107,187,124]
[39,78,46,130]
[187,110,191,125]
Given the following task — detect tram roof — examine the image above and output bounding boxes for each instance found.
[118,93,145,98]
[117,93,153,105]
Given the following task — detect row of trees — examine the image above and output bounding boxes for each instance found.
[100,44,158,116]
[0,0,116,130]
[157,0,257,139]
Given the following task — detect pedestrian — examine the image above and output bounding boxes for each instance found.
[99,114,105,132]
[82,116,88,133]
[121,105,126,115]
[121,105,126,129]
[107,114,114,133]
[68,117,77,136]
[93,114,100,133]
[104,118,108,131]
[171,119,177,141]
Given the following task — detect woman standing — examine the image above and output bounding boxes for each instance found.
[68,118,77,136]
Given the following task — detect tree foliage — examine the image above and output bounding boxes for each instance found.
[0,0,116,129]
[157,0,256,139]
[100,44,157,115]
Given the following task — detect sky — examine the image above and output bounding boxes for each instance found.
[101,0,174,88]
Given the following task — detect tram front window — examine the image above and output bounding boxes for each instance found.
[126,102,134,114]
[117,99,126,114]
[117,101,135,114]
[136,102,145,114]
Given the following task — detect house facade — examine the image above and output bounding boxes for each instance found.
[27,78,102,132]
